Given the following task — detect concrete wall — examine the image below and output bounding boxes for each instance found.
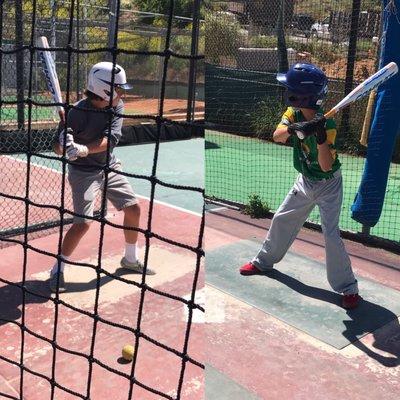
[236,47,297,72]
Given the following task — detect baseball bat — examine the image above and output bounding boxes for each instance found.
[324,62,398,119]
[37,36,65,122]
[360,90,377,147]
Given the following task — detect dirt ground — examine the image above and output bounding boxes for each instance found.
[323,58,377,81]
[297,52,377,81]
[1,95,204,130]
[122,95,204,120]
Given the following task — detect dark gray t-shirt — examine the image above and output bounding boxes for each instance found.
[66,98,124,171]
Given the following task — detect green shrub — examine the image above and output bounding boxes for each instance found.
[205,11,246,64]
[244,36,343,65]
[133,0,194,19]
[285,38,343,64]
[118,31,152,51]
[250,98,285,140]
[243,194,270,218]
[248,35,278,48]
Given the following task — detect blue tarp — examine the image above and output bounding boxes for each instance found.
[351,0,400,226]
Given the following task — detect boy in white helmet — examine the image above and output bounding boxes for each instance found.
[50,61,155,293]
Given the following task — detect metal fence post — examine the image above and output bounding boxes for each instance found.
[50,0,56,53]
[107,0,118,60]
[15,0,25,130]
[0,2,3,126]
[341,0,361,137]
[76,0,81,100]
[276,0,288,73]
[186,0,201,123]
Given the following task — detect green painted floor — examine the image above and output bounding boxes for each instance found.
[205,130,400,243]
[21,138,204,215]
[115,138,204,214]
[206,364,261,400]
[207,239,400,349]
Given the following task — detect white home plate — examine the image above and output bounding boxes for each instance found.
[183,287,205,323]
[183,286,226,323]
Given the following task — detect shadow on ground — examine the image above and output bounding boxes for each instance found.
[265,269,400,367]
[0,268,141,326]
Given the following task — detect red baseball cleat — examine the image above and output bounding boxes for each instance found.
[239,262,264,276]
[342,293,361,309]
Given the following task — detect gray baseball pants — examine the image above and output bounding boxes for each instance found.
[68,161,138,224]
[252,170,358,295]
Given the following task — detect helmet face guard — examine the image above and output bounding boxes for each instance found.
[285,90,327,110]
[277,63,328,109]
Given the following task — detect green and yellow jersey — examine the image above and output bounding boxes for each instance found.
[277,107,341,180]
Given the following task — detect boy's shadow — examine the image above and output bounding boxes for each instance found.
[0,268,141,327]
[264,269,400,367]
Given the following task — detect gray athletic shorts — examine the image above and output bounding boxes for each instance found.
[68,161,138,223]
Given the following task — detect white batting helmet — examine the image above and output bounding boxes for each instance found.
[87,61,133,101]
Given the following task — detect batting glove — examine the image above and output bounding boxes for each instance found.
[59,127,74,148]
[66,142,89,160]
[287,115,326,140]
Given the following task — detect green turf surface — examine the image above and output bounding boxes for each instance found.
[115,139,204,214]
[0,96,55,122]
[205,130,400,243]
[9,138,204,215]
[208,239,400,349]
[206,365,261,400]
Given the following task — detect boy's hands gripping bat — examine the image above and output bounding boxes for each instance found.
[58,128,89,161]
[288,116,325,138]
[324,62,398,119]
[37,36,65,123]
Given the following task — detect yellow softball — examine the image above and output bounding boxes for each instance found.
[121,344,135,361]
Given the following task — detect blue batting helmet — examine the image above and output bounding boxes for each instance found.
[276,63,328,109]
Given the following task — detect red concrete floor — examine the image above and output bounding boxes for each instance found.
[2,201,399,399]
[206,207,400,400]
[0,200,204,400]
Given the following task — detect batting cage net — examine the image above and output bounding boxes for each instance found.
[205,0,400,252]
[1,0,204,238]
[0,0,204,399]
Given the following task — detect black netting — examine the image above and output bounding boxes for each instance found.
[0,0,204,399]
[1,0,205,237]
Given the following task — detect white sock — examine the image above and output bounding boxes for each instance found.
[125,243,138,263]
[51,254,68,275]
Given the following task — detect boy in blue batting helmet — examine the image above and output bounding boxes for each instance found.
[239,63,360,309]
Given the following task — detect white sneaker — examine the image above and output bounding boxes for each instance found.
[120,257,156,275]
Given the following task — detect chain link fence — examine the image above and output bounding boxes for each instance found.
[205,0,400,252]
[1,0,205,141]
[205,0,384,145]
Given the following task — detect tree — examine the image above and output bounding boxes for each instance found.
[133,0,194,18]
